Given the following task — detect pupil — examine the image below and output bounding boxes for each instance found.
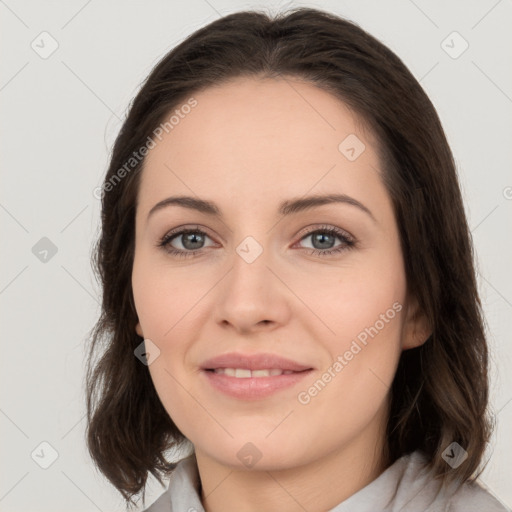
[183,232,204,250]
[313,232,334,249]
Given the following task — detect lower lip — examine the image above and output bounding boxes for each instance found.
[202,370,313,400]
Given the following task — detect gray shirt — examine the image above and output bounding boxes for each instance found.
[143,450,510,511]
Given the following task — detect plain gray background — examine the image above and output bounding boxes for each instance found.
[1,0,511,510]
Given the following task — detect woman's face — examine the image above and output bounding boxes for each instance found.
[132,77,427,471]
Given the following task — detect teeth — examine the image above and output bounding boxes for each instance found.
[235,368,251,378]
[212,368,295,378]
[253,369,272,377]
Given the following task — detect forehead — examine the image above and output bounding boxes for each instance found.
[138,76,384,214]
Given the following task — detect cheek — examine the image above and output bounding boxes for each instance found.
[292,301,404,459]
[288,246,406,414]
[132,256,204,430]
[132,253,201,339]
[283,254,406,346]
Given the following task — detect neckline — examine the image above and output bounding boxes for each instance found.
[167,451,429,512]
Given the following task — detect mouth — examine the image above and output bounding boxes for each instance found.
[200,352,314,399]
[200,351,313,372]
[205,368,305,377]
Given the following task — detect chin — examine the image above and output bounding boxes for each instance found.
[194,432,309,472]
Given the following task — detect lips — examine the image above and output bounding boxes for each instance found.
[201,352,313,372]
[200,352,314,399]
[211,368,295,378]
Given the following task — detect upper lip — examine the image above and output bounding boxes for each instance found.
[201,352,313,372]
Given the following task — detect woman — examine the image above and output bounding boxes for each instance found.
[85,7,509,512]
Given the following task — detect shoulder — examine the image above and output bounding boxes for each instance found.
[384,451,510,512]
[376,451,512,512]
[446,479,511,512]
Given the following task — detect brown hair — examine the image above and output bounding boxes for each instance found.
[86,6,493,507]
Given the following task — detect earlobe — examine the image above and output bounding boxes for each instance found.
[135,322,144,337]
[402,296,432,350]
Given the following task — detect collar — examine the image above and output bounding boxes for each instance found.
[143,450,435,512]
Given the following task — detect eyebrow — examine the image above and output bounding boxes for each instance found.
[147,193,376,223]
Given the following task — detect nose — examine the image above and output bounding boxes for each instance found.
[213,241,292,335]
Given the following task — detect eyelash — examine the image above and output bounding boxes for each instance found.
[157,224,356,259]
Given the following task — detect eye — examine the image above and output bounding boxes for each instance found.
[295,225,355,257]
[157,226,216,258]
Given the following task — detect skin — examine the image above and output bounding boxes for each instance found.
[132,76,430,512]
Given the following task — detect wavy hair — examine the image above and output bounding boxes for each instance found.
[85,7,493,507]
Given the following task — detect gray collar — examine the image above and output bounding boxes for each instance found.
[142,450,508,512]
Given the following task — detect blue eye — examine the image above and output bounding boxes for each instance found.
[157,225,355,259]
[296,226,355,256]
[157,227,216,258]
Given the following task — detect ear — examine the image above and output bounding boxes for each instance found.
[135,321,144,338]
[401,295,432,350]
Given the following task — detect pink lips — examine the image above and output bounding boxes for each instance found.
[200,352,314,400]
[201,352,312,372]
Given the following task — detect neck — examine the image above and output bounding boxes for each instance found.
[196,404,391,512]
